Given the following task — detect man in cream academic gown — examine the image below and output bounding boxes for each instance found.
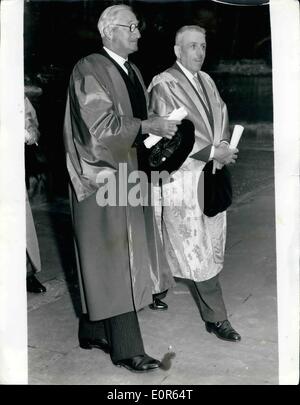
[148,25,242,342]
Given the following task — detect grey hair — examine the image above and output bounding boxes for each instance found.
[175,25,206,46]
[97,4,133,38]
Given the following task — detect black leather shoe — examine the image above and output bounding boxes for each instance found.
[206,320,241,342]
[149,298,168,311]
[115,354,161,373]
[26,275,46,293]
[79,338,110,353]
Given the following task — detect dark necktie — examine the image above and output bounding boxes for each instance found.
[193,75,208,109]
[193,74,214,132]
[124,61,136,86]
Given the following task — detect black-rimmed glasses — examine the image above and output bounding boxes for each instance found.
[112,22,143,33]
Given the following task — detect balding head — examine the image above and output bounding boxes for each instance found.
[174,25,207,74]
[175,25,206,46]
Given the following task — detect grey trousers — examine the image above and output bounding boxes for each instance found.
[153,274,227,323]
[193,273,227,323]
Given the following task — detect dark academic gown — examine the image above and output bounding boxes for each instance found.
[63,52,174,321]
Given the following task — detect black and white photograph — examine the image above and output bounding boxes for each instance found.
[0,0,299,387]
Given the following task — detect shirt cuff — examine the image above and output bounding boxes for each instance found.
[209,145,215,160]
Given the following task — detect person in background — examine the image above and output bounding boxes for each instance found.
[148,25,241,343]
[25,95,46,294]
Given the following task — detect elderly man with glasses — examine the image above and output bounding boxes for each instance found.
[63,4,178,373]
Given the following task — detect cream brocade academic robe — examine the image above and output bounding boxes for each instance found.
[148,65,231,282]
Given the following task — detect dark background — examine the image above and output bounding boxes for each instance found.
[24,0,272,199]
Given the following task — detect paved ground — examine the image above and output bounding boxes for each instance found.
[27,130,278,385]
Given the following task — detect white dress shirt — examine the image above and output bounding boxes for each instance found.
[176,61,215,160]
[176,61,199,91]
[103,46,128,74]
